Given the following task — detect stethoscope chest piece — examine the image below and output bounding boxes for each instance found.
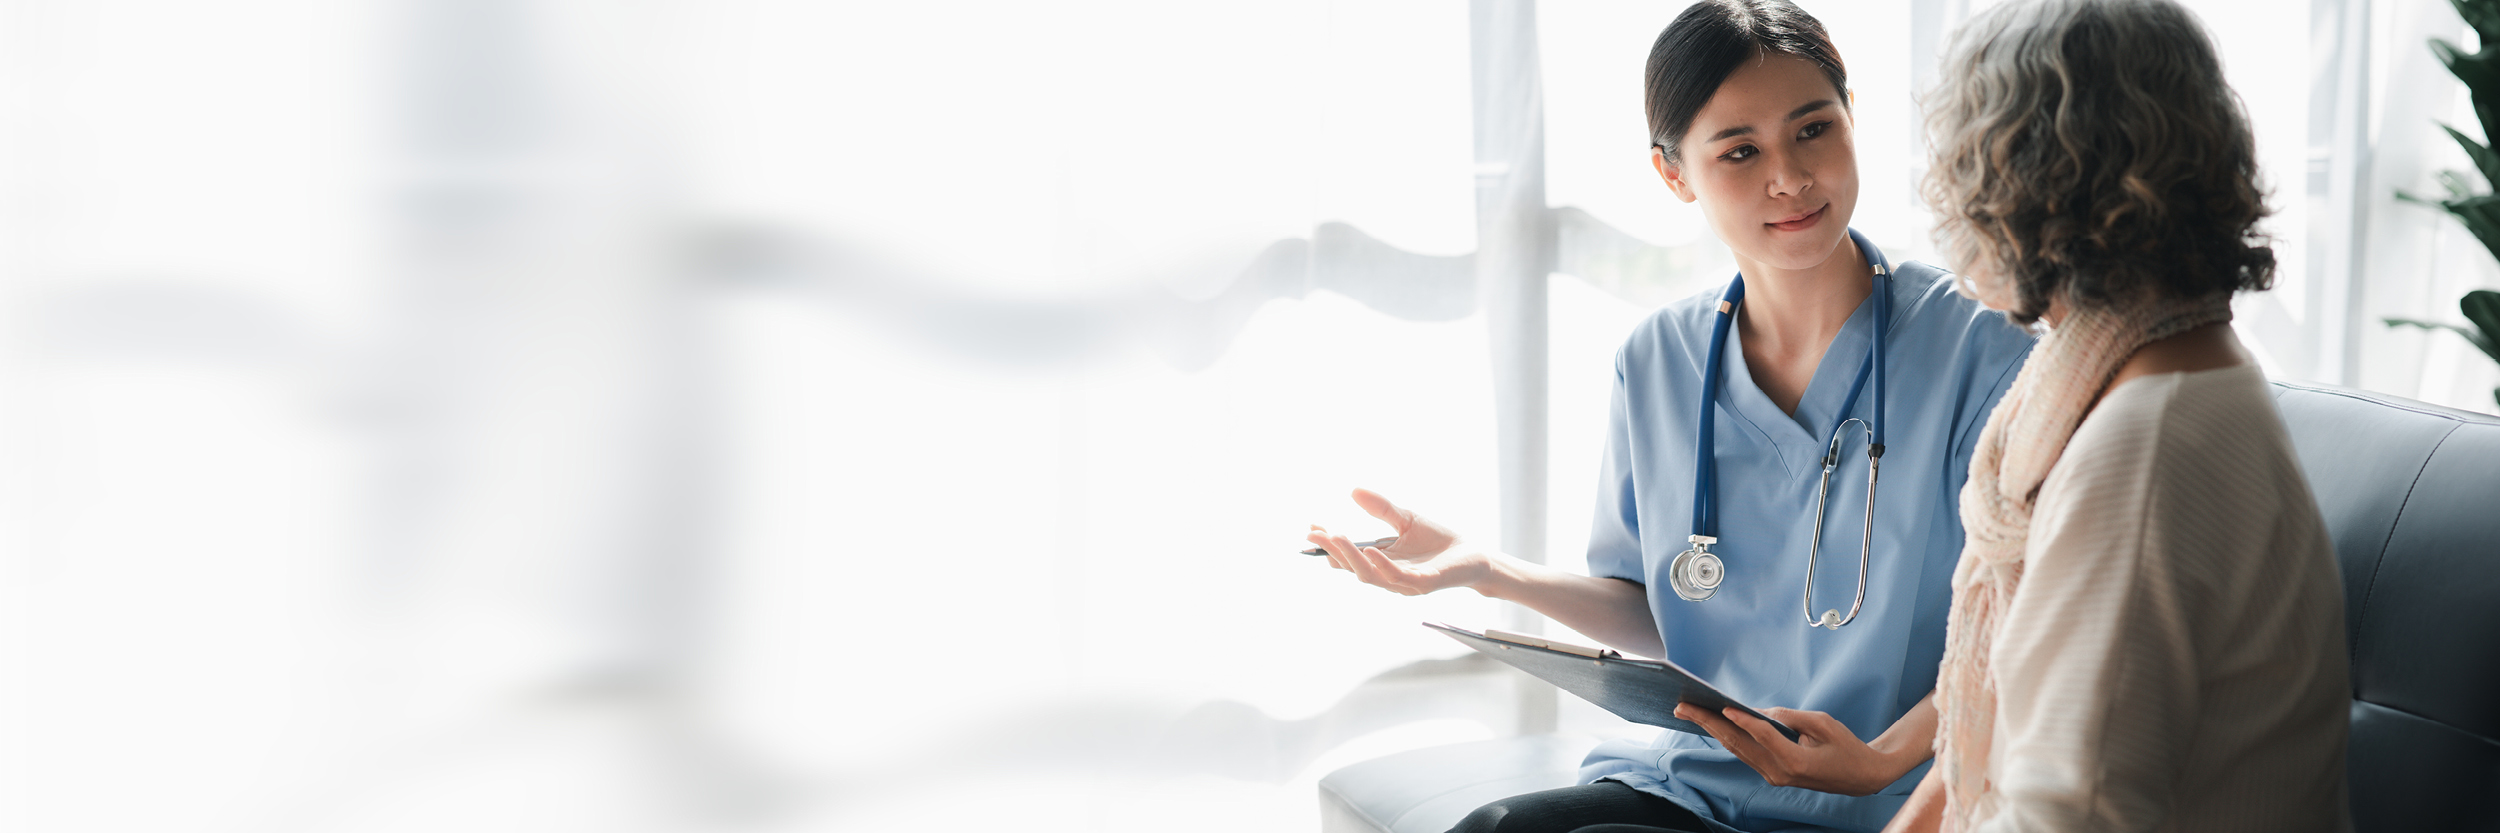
[1669,535,1724,601]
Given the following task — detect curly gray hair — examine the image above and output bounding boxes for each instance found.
[1921,0,2275,325]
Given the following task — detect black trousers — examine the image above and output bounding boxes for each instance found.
[1446,780,1712,833]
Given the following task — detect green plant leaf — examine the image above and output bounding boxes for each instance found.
[2432,38,2500,144]
[2440,169,2480,199]
[2464,289,2500,359]
[2456,0,2500,49]
[2386,315,2500,362]
[2443,123,2500,187]
[2439,194,2500,264]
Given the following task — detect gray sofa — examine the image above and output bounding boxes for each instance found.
[1319,380,2500,833]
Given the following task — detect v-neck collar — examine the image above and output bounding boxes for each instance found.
[1716,279,1886,458]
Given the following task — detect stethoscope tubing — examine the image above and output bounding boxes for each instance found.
[1806,418,1880,629]
[1691,279,1743,540]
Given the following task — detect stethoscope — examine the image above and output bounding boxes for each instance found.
[1666,228,1889,631]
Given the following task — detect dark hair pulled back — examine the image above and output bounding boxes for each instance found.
[1645,0,1849,163]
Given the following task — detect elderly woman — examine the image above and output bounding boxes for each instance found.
[1885,1,2353,831]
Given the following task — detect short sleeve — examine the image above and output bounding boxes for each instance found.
[1585,348,1645,583]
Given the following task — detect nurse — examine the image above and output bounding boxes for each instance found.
[1304,2,2033,832]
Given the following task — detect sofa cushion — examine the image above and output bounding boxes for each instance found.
[1318,735,1597,833]
[2271,382,2500,832]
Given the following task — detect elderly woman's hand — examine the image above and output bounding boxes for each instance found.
[1881,767,1946,833]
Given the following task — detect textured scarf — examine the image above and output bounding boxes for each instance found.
[1933,290,2234,832]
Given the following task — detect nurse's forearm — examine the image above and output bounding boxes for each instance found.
[1472,555,1664,659]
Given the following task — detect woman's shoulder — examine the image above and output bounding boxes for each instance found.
[1888,260,2036,361]
[2041,364,2328,596]
[1614,284,1729,371]
[1883,263,2035,422]
[2089,361,2276,430]
[2060,364,2292,495]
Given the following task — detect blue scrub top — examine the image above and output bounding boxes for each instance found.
[1578,257,2034,833]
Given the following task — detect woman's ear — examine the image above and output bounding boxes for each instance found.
[1652,147,1698,203]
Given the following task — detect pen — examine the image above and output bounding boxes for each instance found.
[1301,536,1398,556]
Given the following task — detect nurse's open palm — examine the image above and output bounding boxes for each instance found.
[1305,488,1487,596]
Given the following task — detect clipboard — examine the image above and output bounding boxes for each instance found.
[1426,622,1800,742]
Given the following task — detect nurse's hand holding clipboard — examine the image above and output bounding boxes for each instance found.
[1675,695,1939,797]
